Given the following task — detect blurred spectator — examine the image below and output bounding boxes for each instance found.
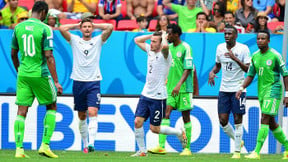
[253,11,271,33]
[253,0,274,18]
[188,12,216,32]
[156,14,170,32]
[127,0,154,20]
[133,15,148,32]
[157,0,185,21]
[209,1,225,31]
[163,0,209,32]
[67,0,98,19]
[46,0,65,11]
[44,12,60,29]
[98,0,122,21]
[271,0,285,22]
[0,0,26,28]
[218,11,245,33]
[196,0,214,10]
[16,10,28,23]
[235,0,257,29]
[226,0,240,13]
[0,0,7,10]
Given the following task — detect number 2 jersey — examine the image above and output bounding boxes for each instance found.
[11,18,53,77]
[247,48,288,100]
[216,42,251,92]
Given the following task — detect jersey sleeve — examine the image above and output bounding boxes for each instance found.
[247,58,256,77]
[43,26,53,51]
[215,45,221,63]
[183,45,193,70]
[145,43,150,53]
[243,46,251,64]
[11,30,19,50]
[171,4,181,13]
[277,54,288,76]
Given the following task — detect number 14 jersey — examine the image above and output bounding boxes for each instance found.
[216,42,251,92]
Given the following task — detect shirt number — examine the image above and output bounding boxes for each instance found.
[259,67,264,76]
[22,34,35,57]
[225,62,233,71]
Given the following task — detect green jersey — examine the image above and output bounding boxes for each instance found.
[171,4,202,32]
[248,48,288,100]
[11,18,53,77]
[167,41,194,93]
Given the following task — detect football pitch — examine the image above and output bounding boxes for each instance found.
[0,150,283,162]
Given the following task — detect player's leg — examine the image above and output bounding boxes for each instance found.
[78,111,89,153]
[178,93,193,156]
[86,81,101,152]
[218,92,234,140]
[14,76,35,158]
[131,96,149,156]
[231,92,246,158]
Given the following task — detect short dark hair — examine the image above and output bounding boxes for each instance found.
[32,1,48,15]
[167,24,182,36]
[257,30,270,40]
[224,24,238,35]
[80,18,93,27]
[153,31,162,42]
[196,12,208,21]
[224,11,235,18]
[136,16,147,23]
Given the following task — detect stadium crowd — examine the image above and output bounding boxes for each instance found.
[0,0,285,33]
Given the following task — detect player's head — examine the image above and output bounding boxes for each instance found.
[136,16,148,30]
[224,25,237,44]
[80,18,93,38]
[257,30,270,50]
[167,24,182,43]
[150,31,162,52]
[32,1,49,21]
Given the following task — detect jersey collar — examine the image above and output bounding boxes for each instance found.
[28,18,41,23]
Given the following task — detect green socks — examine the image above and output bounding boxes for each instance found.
[184,122,192,149]
[272,126,288,150]
[42,110,56,144]
[255,124,269,154]
[14,115,25,148]
[159,119,170,148]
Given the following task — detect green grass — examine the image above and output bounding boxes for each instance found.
[0,150,284,162]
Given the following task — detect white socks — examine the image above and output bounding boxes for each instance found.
[234,123,243,152]
[135,127,146,152]
[79,119,88,148]
[160,126,182,136]
[222,122,235,140]
[88,117,98,146]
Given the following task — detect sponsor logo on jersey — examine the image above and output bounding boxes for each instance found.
[177,52,182,57]
[266,60,272,66]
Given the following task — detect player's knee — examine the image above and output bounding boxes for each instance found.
[150,125,160,134]
[134,119,143,128]
[219,119,228,127]
[88,107,98,117]
[17,109,28,117]
[78,112,87,120]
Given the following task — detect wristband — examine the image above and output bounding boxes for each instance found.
[239,86,244,91]
[285,91,288,97]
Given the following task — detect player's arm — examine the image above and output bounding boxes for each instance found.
[283,76,288,107]
[161,44,169,59]
[134,34,152,52]
[126,0,136,20]
[193,67,199,96]
[11,49,19,72]
[92,23,113,42]
[144,0,154,17]
[59,23,80,42]
[172,69,191,96]
[279,57,288,107]
[226,49,250,72]
[208,63,221,86]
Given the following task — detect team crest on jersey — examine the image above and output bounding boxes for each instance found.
[177,52,182,57]
[266,60,272,66]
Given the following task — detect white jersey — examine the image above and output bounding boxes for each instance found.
[70,34,104,81]
[141,44,171,100]
[216,42,251,92]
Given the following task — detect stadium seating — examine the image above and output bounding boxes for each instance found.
[18,0,34,10]
[148,20,177,31]
[60,19,81,25]
[93,19,117,29]
[267,21,284,31]
[117,20,138,31]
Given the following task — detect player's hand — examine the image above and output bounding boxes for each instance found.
[208,72,217,86]
[55,82,63,95]
[283,97,288,108]
[235,90,242,100]
[172,85,180,97]
[225,49,237,60]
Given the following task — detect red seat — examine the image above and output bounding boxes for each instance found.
[117,20,138,31]
[148,20,177,31]
[267,21,284,31]
[93,19,117,30]
[120,0,127,18]
[18,0,34,10]
[60,19,81,25]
